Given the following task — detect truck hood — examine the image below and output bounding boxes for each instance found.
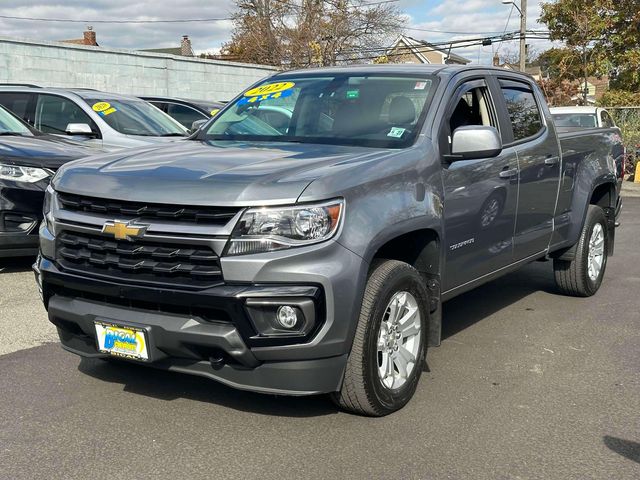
[0,134,100,170]
[52,140,390,205]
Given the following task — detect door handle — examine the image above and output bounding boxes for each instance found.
[499,168,518,179]
[544,156,560,166]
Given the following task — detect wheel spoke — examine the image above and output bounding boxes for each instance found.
[398,306,417,327]
[398,345,416,365]
[394,353,408,378]
[380,351,390,375]
[387,299,399,324]
[400,320,420,338]
[386,352,395,378]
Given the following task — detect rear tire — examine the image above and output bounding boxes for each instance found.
[554,205,608,297]
[332,260,429,416]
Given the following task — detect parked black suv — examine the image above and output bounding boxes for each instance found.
[0,105,99,257]
[141,96,224,129]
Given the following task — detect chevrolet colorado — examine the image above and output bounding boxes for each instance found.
[35,65,621,416]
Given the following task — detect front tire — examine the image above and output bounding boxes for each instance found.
[333,260,429,416]
[554,205,608,297]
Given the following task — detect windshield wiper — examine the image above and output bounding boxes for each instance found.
[0,131,26,136]
[158,133,187,137]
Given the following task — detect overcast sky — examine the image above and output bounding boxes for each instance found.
[0,0,552,64]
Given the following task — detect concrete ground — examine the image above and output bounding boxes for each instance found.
[0,198,638,480]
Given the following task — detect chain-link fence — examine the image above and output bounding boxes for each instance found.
[607,107,640,178]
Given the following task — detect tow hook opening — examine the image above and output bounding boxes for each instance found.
[209,354,226,370]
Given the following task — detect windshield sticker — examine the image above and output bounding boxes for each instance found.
[244,81,295,98]
[210,108,220,116]
[414,81,428,90]
[346,89,360,99]
[92,101,117,116]
[387,127,406,138]
[237,88,294,107]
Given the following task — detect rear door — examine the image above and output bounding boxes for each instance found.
[495,78,561,261]
[441,77,519,290]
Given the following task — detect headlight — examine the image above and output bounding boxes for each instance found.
[43,185,56,236]
[0,164,50,183]
[227,200,344,256]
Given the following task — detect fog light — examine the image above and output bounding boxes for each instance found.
[276,306,298,329]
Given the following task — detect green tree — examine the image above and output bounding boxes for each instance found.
[540,0,640,91]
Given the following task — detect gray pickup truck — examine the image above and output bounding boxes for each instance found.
[35,65,621,416]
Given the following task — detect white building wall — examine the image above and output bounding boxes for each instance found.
[0,37,278,101]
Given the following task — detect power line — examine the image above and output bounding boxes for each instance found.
[0,14,233,23]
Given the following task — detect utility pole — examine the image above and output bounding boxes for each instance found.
[519,0,527,72]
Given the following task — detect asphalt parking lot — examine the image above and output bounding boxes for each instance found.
[1,197,638,480]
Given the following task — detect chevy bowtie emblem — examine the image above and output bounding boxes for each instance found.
[102,220,148,241]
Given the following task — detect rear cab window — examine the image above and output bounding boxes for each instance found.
[498,79,544,143]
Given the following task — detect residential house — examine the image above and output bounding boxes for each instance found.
[140,35,194,57]
[384,35,471,65]
[492,54,545,82]
[60,27,98,46]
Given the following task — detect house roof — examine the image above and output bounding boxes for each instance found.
[140,47,183,56]
[499,62,542,77]
[388,35,471,65]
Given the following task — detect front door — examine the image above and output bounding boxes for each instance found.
[441,79,518,291]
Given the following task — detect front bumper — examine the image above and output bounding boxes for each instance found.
[36,235,367,395]
[0,178,46,257]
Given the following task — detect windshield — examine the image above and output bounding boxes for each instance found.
[552,113,598,128]
[84,99,188,136]
[204,74,436,148]
[0,105,32,135]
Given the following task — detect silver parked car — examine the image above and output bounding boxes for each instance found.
[0,85,188,151]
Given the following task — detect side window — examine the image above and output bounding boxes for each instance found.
[34,94,95,134]
[499,82,543,141]
[448,85,496,138]
[601,111,615,128]
[149,102,168,113]
[166,103,206,129]
[0,93,32,122]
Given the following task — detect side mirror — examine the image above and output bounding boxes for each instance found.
[65,123,95,137]
[190,119,207,133]
[449,126,502,161]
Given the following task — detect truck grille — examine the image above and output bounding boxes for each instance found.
[58,193,240,226]
[56,231,223,289]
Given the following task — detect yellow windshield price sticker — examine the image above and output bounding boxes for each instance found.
[92,101,117,116]
[244,82,295,97]
[92,102,111,112]
[210,108,220,116]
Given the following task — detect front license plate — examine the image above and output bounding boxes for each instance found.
[95,321,149,361]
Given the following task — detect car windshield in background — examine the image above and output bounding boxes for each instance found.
[84,99,188,137]
[0,106,32,136]
[552,113,598,129]
[204,75,436,148]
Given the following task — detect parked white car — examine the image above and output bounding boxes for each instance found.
[550,106,617,130]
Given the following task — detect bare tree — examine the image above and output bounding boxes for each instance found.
[220,0,403,67]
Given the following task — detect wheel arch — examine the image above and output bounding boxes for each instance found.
[366,227,443,347]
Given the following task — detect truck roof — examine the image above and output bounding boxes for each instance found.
[278,64,534,79]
